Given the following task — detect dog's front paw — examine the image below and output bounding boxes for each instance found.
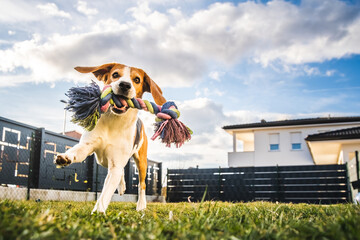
[54,154,72,167]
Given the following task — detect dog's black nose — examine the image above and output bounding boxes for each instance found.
[119,81,131,91]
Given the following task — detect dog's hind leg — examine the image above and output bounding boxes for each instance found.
[92,167,123,214]
[117,173,126,195]
[133,137,148,211]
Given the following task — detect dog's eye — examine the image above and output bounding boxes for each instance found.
[112,72,120,78]
[133,77,141,84]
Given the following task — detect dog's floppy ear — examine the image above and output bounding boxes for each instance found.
[74,63,116,82]
[143,72,166,105]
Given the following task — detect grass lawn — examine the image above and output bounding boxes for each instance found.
[0,200,359,240]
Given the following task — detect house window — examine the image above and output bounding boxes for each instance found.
[269,133,280,151]
[270,144,280,151]
[292,143,301,150]
[290,132,302,150]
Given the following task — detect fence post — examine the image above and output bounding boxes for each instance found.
[124,160,130,194]
[251,166,255,201]
[345,162,353,202]
[275,164,280,202]
[26,128,44,200]
[86,155,94,192]
[278,165,284,202]
[166,168,169,202]
[218,166,221,201]
[26,132,36,200]
[356,151,359,181]
[34,128,45,189]
[95,162,99,201]
[127,159,135,194]
[146,163,154,195]
[157,162,162,195]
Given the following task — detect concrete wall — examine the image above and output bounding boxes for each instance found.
[253,128,314,166]
[228,152,254,167]
[0,186,165,203]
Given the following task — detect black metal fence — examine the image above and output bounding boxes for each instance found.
[0,116,162,200]
[167,164,351,204]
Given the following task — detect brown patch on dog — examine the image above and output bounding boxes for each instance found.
[133,124,148,191]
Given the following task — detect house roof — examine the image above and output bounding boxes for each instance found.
[305,126,360,141]
[222,116,360,130]
[64,130,82,140]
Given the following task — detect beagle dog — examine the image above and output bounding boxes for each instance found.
[55,63,166,213]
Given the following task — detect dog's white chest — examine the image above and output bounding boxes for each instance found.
[83,110,138,169]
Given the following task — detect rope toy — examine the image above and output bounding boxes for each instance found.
[65,82,192,147]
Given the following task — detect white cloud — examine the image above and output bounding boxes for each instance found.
[208,71,224,81]
[195,87,224,97]
[0,17,204,87]
[303,66,321,76]
[139,97,232,169]
[8,30,16,36]
[172,0,360,68]
[1,0,359,88]
[92,18,128,32]
[0,74,33,87]
[127,2,170,31]
[36,3,71,19]
[167,8,183,21]
[76,1,98,16]
[0,0,40,23]
[326,70,337,77]
[268,63,341,78]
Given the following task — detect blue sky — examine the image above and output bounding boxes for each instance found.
[0,0,359,168]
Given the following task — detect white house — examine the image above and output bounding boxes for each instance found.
[223,116,360,167]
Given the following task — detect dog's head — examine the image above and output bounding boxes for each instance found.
[75,63,166,115]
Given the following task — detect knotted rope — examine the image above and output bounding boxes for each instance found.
[65,82,192,147]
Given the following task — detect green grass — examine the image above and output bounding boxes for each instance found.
[0,200,360,240]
